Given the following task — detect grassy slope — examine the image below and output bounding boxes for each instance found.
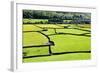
[50,35,90,53]
[23,47,49,56]
[23,24,91,62]
[23,19,48,24]
[23,53,91,62]
[23,32,48,46]
[23,24,42,31]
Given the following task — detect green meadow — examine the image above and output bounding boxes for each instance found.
[23,24,91,63]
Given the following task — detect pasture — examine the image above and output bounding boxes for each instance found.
[22,24,91,63]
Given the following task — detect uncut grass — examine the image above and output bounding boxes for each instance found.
[36,24,63,28]
[23,47,49,56]
[23,24,91,62]
[23,24,42,31]
[23,32,48,46]
[41,27,91,53]
[56,29,88,34]
[23,28,91,58]
[23,32,50,57]
[50,35,91,53]
[23,19,48,24]
[23,53,91,62]
[78,24,91,28]
[78,28,91,31]
[42,29,56,35]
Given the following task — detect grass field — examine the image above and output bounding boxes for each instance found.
[22,24,91,63]
[23,19,48,24]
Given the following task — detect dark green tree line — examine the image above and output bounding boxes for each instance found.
[23,10,91,24]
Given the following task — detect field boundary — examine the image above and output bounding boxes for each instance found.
[23,24,91,59]
[23,50,91,58]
